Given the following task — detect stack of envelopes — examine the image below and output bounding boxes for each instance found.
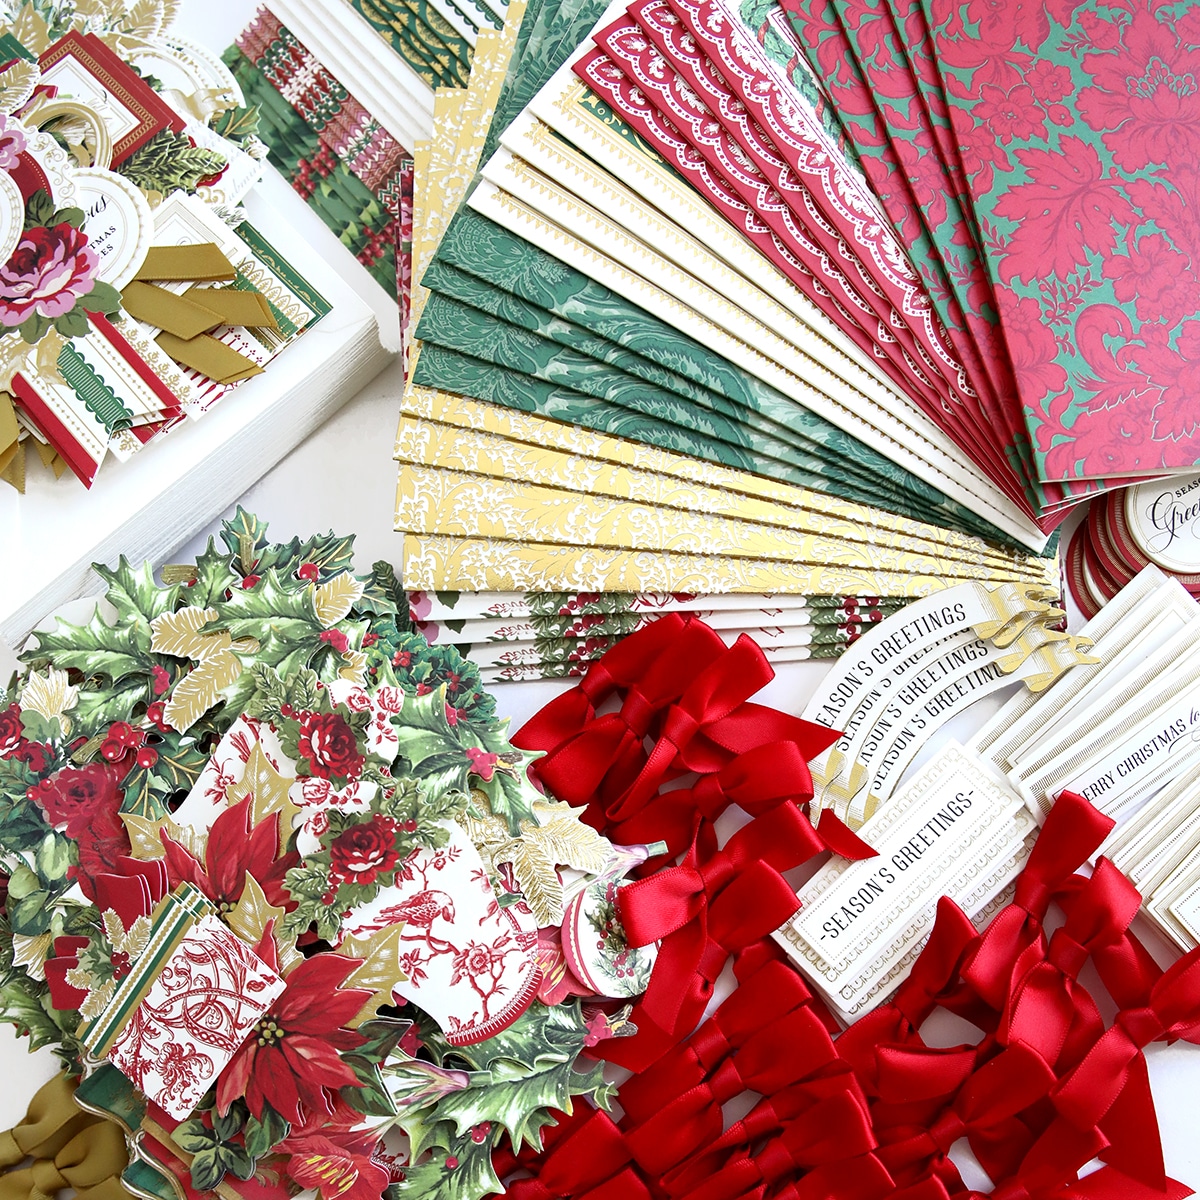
[389,0,1060,678]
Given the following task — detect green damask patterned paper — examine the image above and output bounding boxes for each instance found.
[418,264,915,510]
[480,0,611,165]
[422,209,1013,540]
[415,291,880,481]
[346,0,474,86]
[420,259,899,502]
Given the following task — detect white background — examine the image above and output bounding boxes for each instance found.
[1,0,1199,1190]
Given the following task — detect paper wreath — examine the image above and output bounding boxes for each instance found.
[0,510,631,1200]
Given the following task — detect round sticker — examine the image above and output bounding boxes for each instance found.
[72,168,153,288]
[562,877,657,999]
[1124,474,1200,578]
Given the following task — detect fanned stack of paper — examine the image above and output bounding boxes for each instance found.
[405,0,1200,560]
[410,588,907,682]
[970,566,1200,951]
[385,0,1061,681]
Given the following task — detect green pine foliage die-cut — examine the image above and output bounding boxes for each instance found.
[117,130,228,194]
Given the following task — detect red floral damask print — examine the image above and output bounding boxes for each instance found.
[995,292,1067,403]
[992,137,1135,282]
[1103,233,1195,325]
[1077,7,1200,173]
[975,83,1047,144]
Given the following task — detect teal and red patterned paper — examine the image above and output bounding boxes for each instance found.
[926,0,1200,483]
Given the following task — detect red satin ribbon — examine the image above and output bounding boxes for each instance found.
[500,1110,645,1200]
[877,1044,1055,1185]
[1003,860,1140,1070]
[623,1004,839,1175]
[617,805,820,1034]
[616,960,812,1123]
[496,617,1200,1200]
[963,791,1113,1010]
[677,1091,876,1200]
[836,896,981,1094]
[512,613,688,752]
[659,1073,867,1197]
[607,635,776,822]
[530,619,728,814]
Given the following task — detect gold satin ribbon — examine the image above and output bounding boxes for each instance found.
[122,282,278,340]
[134,245,236,284]
[130,243,276,385]
[0,1076,92,1169]
[0,392,20,490]
[0,396,65,494]
[0,1121,129,1200]
[155,331,264,383]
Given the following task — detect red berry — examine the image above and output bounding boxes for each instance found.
[100,739,124,762]
[297,562,319,582]
[242,574,261,589]
[445,1157,458,1171]
[136,746,158,769]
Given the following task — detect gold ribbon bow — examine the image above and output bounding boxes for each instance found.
[0,1072,131,1200]
[124,243,277,386]
[0,1121,129,1200]
[0,1075,94,1169]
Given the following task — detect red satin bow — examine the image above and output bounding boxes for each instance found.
[1003,859,1141,1071]
[623,1004,839,1175]
[678,1091,876,1200]
[529,619,728,814]
[1051,943,1200,1189]
[512,614,688,753]
[617,804,821,1034]
[963,790,1113,1010]
[617,960,812,1123]
[836,896,982,1094]
[605,635,777,822]
[501,1110,646,1200]
[660,1073,867,1196]
[877,1044,1055,1186]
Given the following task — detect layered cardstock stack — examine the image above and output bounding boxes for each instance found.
[410,587,907,682]
[223,10,417,317]
[0,4,397,644]
[969,565,1200,951]
[0,15,340,488]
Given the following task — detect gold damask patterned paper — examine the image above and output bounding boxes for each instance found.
[402,533,1009,596]
[397,385,1054,582]
[395,415,1054,585]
